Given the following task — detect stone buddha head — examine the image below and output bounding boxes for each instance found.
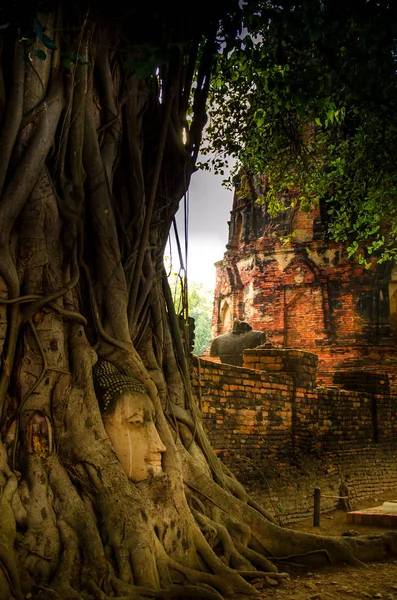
[93,360,166,482]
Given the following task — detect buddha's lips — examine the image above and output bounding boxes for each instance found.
[146,457,162,468]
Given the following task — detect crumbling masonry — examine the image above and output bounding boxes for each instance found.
[211,173,397,390]
[202,174,397,522]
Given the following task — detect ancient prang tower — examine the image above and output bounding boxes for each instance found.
[212,171,397,389]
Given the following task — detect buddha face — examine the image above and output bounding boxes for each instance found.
[102,391,166,482]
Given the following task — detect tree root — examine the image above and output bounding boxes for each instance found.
[20,245,80,326]
[138,527,255,598]
[0,294,86,325]
[183,450,397,571]
[111,577,225,600]
[192,508,252,570]
[235,541,278,573]
[12,318,53,469]
[270,548,334,567]
[46,457,110,590]
[0,442,23,599]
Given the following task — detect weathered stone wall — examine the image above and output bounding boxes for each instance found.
[192,351,397,524]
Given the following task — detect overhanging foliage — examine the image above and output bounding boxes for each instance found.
[205,0,397,264]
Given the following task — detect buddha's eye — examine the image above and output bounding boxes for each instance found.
[127,415,144,427]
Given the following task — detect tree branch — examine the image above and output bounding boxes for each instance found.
[0,76,64,244]
[83,78,130,343]
[0,39,25,196]
[69,47,88,206]
[96,45,121,190]
[128,84,175,332]
[0,38,6,124]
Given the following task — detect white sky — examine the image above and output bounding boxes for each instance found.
[166,158,235,291]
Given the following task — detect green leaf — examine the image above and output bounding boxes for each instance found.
[254,108,265,127]
[327,108,335,123]
[33,18,43,42]
[76,53,89,65]
[42,34,57,50]
[32,18,57,51]
[61,56,73,70]
[34,48,47,61]
[123,58,155,78]
[61,52,89,69]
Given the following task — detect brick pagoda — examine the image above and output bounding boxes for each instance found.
[212,171,397,390]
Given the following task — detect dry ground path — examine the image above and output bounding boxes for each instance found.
[252,489,397,600]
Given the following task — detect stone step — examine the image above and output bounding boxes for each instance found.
[347,500,397,527]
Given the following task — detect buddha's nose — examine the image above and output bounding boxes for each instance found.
[150,423,166,453]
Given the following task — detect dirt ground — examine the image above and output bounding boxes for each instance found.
[254,489,397,600]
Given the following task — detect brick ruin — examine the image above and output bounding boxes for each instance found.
[211,171,397,390]
[201,172,397,522]
[193,350,397,524]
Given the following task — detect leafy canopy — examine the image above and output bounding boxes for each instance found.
[204,0,397,265]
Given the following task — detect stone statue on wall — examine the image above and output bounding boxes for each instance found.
[210,318,267,366]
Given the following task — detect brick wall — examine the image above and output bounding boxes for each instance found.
[192,351,397,523]
[193,357,295,468]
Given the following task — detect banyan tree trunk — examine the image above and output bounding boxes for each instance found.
[0,4,396,600]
